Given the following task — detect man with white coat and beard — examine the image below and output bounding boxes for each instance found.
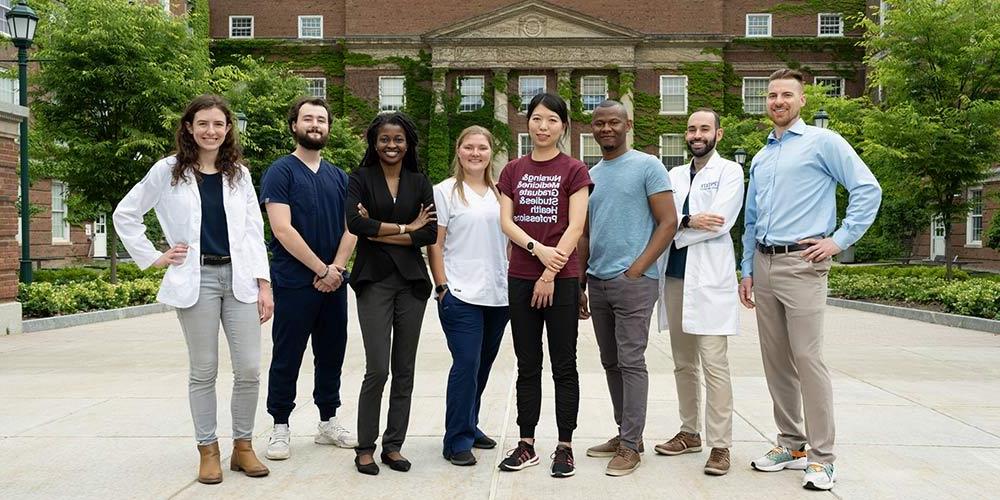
[654,108,744,477]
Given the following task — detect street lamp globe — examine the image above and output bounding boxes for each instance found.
[7,1,39,48]
[235,112,248,134]
[813,108,830,129]
[734,147,747,167]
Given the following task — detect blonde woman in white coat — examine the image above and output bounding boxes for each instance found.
[653,109,745,476]
[113,94,272,485]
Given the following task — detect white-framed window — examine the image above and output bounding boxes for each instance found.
[228,16,253,39]
[742,77,769,114]
[967,187,984,246]
[659,75,688,115]
[459,76,485,112]
[378,76,405,112]
[746,13,772,37]
[0,0,12,36]
[51,180,70,243]
[0,78,17,105]
[659,134,687,168]
[579,134,602,168]
[580,76,607,113]
[818,13,844,37]
[814,76,845,97]
[298,15,323,39]
[305,78,326,99]
[518,75,546,113]
[518,133,532,158]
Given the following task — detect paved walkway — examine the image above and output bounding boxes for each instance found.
[1,293,998,499]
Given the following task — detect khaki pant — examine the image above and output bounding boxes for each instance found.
[753,251,835,463]
[664,277,733,449]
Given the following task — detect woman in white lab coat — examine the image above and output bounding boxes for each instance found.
[113,94,271,485]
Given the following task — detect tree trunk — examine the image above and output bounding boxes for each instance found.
[109,226,119,284]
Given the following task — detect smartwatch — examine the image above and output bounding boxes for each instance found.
[526,240,536,256]
[681,215,691,228]
[435,283,449,295]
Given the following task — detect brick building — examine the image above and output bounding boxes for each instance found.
[208,0,868,169]
[911,169,1000,270]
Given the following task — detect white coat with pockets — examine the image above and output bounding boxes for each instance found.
[655,151,745,335]
[113,156,270,309]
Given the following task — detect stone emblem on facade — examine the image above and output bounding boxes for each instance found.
[518,15,547,37]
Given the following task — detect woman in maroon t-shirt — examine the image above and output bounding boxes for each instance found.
[496,92,592,478]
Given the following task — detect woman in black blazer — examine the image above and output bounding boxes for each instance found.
[346,112,437,475]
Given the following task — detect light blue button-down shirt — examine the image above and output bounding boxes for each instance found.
[741,118,882,277]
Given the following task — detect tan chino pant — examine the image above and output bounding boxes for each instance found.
[664,277,734,449]
[752,251,836,463]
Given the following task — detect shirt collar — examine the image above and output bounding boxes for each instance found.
[767,117,807,144]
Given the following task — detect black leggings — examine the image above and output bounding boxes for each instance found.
[508,277,580,443]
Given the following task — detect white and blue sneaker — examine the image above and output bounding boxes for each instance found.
[750,445,808,472]
[802,462,836,490]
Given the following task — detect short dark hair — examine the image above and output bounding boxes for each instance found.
[594,99,629,117]
[691,107,721,129]
[287,97,332,134]
[526,92,569,124]
[768,68,805,86]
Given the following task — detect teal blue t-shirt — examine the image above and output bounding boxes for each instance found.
[587,149,672,280]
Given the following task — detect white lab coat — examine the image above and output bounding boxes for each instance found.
[655,151,745,335]
[113,156,269,308]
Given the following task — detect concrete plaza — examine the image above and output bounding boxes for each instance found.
[1,293,998,499]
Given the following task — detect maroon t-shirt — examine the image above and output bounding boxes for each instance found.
[497,152,593,280]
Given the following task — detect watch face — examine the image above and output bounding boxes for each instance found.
[527,241,534,250]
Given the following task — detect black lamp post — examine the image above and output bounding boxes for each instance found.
[733,147,747,167]
[813,108,830,129]
[9,0,39,284]
[235,112,247,134]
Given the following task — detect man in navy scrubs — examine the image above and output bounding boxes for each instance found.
[260,97,358,460]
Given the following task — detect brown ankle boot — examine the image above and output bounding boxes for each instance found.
[231,439,270,477]
[197,442,223,484]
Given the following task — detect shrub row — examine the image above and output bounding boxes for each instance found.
[32,263,165,285]
[828,273,1000,320]
[18,278,160,318]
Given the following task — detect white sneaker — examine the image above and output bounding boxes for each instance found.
[802,462,836,490]
[266,424,291,460]
[314,417,358,448]
[750,445,808,472]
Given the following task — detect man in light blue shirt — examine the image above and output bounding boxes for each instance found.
[739,69,881,492]
[578,100,676,476]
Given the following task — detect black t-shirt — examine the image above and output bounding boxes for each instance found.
[198,172,230,256]
[260,155,348,288]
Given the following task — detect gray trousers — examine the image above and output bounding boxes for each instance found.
[588,273,660,451]
[355,272,426,453]
[175,263,261,445]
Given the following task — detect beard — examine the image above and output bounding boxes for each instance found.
[687,136,717,158]
[295,128,329,151]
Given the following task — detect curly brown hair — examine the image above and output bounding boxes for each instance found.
[172,94,244,188]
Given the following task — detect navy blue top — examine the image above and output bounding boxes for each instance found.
[665,165,696,279]
[260,155,349,288]
[198,172,230,257]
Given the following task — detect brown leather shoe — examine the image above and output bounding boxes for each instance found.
[197,442,222,484]
[231,439,270,477]
[654,431,702,456]
[605,445,641,476]
[586,436,645,457]
[704,447,731,476]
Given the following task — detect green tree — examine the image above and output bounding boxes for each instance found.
[31,0,209,282]
[860,0,1000,278]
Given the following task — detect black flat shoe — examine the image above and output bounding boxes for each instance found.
[355,455,379,475]
[449,450,477,466]
[473,435,497,449]
[380,452,412,472]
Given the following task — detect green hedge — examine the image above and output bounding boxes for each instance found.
[828,267,1000,320]
[18,278,161,318]
[32,263,165,284]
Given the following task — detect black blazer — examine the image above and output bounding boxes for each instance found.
[346,166,437,299]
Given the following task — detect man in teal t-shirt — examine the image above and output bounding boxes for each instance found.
[578,100,677,476]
